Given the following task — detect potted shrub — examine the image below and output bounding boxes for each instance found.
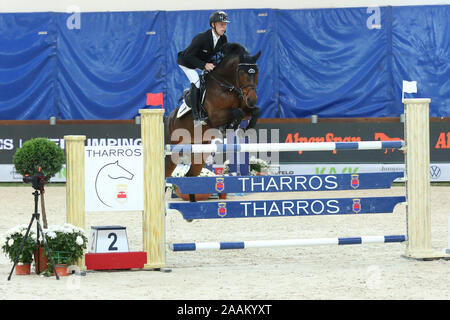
[13,137,65,229]
[42,224,87,276]
[1,225,38,275]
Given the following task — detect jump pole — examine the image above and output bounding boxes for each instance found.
[65,99,448,269]
[142,99,449,262]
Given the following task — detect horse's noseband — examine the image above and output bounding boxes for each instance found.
[236,63,258,97]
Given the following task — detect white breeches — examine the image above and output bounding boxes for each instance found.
[179,65,200,88]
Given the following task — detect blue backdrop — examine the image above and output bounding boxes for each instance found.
[0,5,448,120]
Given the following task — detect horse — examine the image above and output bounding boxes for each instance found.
[164,43,261,180]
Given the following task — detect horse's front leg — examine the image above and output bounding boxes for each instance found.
[245,106,261,130]
[228,108,245,130]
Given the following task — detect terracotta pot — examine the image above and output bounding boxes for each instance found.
[34,246,49,273]
[175,188,210,201]
[15,263,31,275]
[54,264,69,277]
[218,193,227,199]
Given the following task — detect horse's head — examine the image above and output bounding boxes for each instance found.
[236,50,261,107]
[216,43,261,108]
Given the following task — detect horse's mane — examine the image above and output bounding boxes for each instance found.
[219,42,254,65]
[221,42,249,58]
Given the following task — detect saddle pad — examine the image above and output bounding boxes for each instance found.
[176,88,207,119]
[177,100,191,118]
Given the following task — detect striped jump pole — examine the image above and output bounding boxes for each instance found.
[166,140,404,154]
[134,98,448,265]
[170,235,406,252]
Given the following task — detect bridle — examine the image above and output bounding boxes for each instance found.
[208,62,258,108]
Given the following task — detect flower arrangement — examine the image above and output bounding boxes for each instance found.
[1,225,38,264]
[167,164,190,191]
[167,165,216,191]
[222,156,270,176]
[168,165,217,201]
[198,167,216,177]
[249,156,269,176]
[43,223,88,268]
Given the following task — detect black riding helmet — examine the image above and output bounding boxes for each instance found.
[209,11,231,27]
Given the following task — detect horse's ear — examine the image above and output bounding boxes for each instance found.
[252,50,261,61]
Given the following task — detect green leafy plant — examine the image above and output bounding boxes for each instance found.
[13,138,65,228]
[13,137,65,181]
[43,224,87,270]
[1,225,38,264]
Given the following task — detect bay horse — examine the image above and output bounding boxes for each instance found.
[164,43,261,179]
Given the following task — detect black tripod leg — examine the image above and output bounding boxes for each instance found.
[7,216,35,280]
[36,220,59,280]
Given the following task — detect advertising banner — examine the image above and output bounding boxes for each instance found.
[84,146,143,212]
[1,122,449,181]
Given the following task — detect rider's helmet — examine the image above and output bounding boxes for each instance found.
[209,11,230,27]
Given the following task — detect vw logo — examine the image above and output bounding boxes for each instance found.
[430,165,441,179]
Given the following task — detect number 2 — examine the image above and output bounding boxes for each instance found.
[108,232,118,251]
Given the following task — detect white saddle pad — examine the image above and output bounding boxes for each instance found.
[177,100,191,118]
[176,90,207,119]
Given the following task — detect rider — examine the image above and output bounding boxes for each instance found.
[177,10,230,126]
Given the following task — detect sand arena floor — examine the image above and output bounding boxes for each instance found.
[0,184,449,300]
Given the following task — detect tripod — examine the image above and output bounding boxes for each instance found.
[8,188,59,280]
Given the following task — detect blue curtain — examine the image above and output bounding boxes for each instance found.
[391,5,450,117]
[277,7,393,118]
[0,6,448,120]
[56,11,166,119]
[0,13,57,119]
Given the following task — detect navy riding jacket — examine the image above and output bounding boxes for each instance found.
[177,29,228,70]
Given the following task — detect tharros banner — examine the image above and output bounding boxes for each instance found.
[84,146,143,212]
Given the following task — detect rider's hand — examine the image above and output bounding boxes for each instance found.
[205,63,215,72]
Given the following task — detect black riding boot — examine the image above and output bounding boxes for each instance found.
[190,83,206,126]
